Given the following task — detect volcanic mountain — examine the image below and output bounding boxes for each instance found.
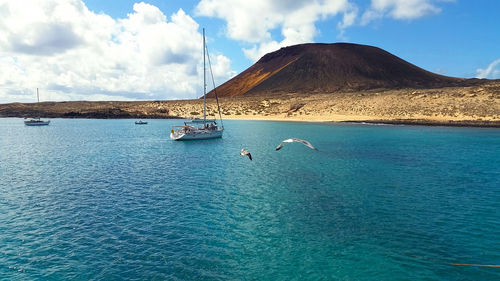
[207,43,475,97]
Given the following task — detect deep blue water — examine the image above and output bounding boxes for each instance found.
[0,118,499,280]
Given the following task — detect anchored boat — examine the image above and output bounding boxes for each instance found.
[24,88,50,126]
[170,28,224,141]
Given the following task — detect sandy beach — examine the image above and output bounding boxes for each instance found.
[1,82,499,127]
[166,82,500,127]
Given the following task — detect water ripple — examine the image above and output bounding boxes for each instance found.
[0,119,499,280]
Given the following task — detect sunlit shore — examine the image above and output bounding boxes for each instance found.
[176,82,500,127]
[1,82,499,127]
[221,114,500,127]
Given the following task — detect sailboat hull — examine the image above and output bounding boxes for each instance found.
[170,129,223,141]
[24,120,50,126]
[25,88,50,126]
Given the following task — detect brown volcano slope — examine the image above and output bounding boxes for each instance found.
[207,43,482,97]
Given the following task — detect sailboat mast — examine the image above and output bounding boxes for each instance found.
[37,88,39,103]
[203,28,206,123]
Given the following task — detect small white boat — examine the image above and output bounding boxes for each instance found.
[24,118,50,126]
[135,120,148,125]
[170,28,224,141]
[25,88,50,126]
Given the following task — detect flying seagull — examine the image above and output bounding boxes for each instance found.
[240,148,252,160]
[275,138,318,151]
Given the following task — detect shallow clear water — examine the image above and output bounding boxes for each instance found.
[0,118,499,280]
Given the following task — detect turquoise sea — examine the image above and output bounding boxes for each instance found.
[0,118,499,280]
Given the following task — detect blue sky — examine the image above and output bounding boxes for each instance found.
[0,0,499,103]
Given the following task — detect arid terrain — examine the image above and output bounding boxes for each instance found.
[1,43,499,127]
[172,82,500,127]
[1,81,499,127]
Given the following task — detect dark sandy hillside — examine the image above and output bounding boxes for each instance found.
[207,43,484,97]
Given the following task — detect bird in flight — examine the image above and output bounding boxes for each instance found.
[240,148,252,160]
[275,138,318,151]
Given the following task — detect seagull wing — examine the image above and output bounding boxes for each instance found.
[275,142,285,151]
[240,149,252,160]
[292,138,318,150]
[300,140,318,150]
[276,139,294,150]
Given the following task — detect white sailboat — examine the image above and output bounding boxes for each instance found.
[170,28,224,141]
[24,88,50,126]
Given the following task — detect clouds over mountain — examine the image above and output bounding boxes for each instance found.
[0,0,234,102]
[196,0,451,62]
[196,0,357,61]
[0,0,463,103]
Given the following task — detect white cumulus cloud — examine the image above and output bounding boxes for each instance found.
[361,0,446,24]
[476,58,500,79]
[0,0,235,103]
[196,0,357,62]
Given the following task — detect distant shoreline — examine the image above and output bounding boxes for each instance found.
[340,119,500,128]
[220,116,500,128]
[1,82,499,128]
[3,116,498,128]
